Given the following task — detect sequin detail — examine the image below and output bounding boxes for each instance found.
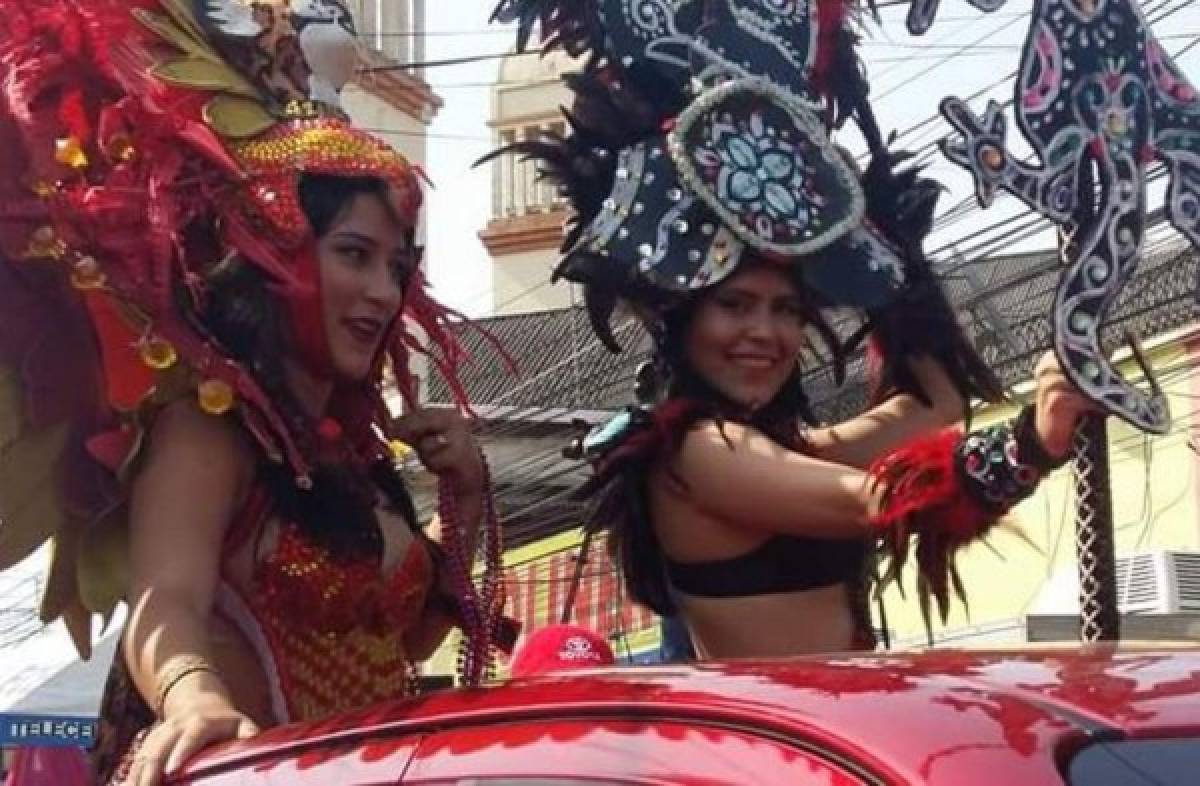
[231,118,420,248]
[247,524,433,719]
[955,423,1043,513]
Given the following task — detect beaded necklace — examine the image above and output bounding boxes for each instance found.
[439,459,505,686]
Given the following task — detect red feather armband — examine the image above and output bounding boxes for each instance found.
[866,405,1060,622]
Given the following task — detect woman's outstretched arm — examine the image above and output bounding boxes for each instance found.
[671,352,1091,540]
[807,355,967,470]
[669,418,878,538]
[123,402,260,786]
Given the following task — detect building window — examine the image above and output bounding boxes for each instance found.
[493,121,569,220]
[351,0,425,70]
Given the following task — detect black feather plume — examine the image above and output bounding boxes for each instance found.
[862,148,1006,411]
[489,0,605,61]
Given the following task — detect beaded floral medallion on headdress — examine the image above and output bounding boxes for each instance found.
[489,0,914,353]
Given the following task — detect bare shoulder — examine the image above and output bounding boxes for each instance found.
[677,419,771,463]
[669,419,779,488]
[140,399,257,489]
[126,402,262,602]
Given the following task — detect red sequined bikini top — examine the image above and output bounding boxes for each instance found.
[219,484,436,722]
[223,484,435,637]
[257,521,434,635]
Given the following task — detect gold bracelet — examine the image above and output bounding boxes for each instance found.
[154,655,221,717]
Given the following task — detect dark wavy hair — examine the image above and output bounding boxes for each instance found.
[200,174,418,560]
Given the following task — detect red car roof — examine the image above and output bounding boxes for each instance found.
[185,647,1200,785]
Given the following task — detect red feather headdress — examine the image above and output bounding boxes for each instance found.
[0,0,475,654]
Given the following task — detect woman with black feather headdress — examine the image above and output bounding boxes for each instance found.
[488,0,1097,656]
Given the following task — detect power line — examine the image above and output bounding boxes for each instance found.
[360,11,1034,40]
[361,48,545,73]
[867,0,1183,154]
[414,6,1200,417]
[359,5,1200,74]
[860,32,1200,50]
[469,272,1199,530]
[363,126,493,142]
[357,29,513,38]
[458,228,1197,498]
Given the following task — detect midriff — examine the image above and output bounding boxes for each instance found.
[678,582,857,659]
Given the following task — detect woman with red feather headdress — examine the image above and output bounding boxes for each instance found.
[487,0,1101,658]
[0,2,509,784]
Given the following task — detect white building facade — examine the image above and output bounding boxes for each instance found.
[480,49,582,316]
[344,0,440,196]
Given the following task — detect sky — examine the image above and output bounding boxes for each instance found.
[423,0,515,316]
[422,1,1200,315]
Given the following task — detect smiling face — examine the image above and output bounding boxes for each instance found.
[683,261,807,411]
[314,192,415,382]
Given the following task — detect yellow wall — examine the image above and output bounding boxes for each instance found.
[880,335,1200,645]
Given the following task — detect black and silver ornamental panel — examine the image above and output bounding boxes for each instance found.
[574,139,746,293]
[669,77,864,256]
[572,81,908,305]
[600,0,824,96]
[933,0,1200,434]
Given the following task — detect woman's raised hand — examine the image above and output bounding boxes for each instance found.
[394,407,484,496]
[1031,350,1102,460]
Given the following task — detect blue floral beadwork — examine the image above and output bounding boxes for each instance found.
[693,111,813,241]
[668,77,864,256]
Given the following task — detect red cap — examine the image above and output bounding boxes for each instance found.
[509,624,616,678]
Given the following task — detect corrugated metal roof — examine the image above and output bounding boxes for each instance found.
[428,305,652,411]
[430,244,1200,422]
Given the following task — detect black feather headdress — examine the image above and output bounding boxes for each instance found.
[486,0,996,411]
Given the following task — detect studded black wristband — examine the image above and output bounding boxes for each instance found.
[954,419,1044,515]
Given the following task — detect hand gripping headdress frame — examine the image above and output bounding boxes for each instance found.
[915,0,1200,641]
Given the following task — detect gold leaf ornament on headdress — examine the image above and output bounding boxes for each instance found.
[137,1,363,139]
[133,0,419,245]
[135,1,277,137]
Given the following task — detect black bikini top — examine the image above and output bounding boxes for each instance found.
[664,534,865,597]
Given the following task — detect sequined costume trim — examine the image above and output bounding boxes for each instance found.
[222,523,433,721]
